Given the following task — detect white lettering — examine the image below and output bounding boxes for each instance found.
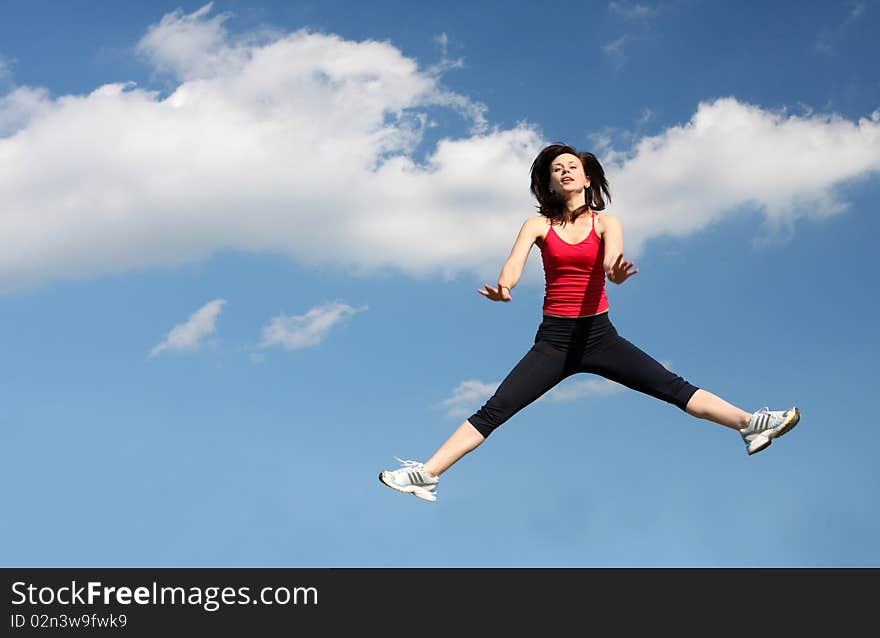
[72,582,86,605]
[10,583,26,605]
[88,581,102,605]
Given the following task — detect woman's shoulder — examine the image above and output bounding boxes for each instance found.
[593,211,619,228]
[521,215,549,243]
[520,214,549,231]
[528,214,550,234]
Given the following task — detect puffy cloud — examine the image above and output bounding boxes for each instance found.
[439,374,624,418]
[0,86,51,136]
[260,301,365,351]
[0,3,532,292]
[606,100,880,254]
[136,3,248,81]
[545,377,623,402]
[440,380,501,418]
[149,298,226,358]
[0,5,877,293]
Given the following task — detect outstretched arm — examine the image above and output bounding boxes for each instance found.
[601,214,639,285]
[477,217,541,302]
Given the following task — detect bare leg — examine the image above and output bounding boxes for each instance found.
[423,420,485,477]
[685,388,751,431]
[420,391,750,479]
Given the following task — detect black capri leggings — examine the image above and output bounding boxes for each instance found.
[467,312,700,438]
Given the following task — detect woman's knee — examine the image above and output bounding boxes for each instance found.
[468,396,515,438]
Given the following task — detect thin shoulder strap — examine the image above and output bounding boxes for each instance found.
[591,211,595,230]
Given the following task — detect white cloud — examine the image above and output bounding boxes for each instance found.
[0,5,878,294]
[606,99,880,254]
[0,86,51,136]
[136,2,246,81]
[439,373,625,418]
[149,298,226,358]
[545,377,624,402]
[427,32,464,77]
[260,301,366,351]
[0,4,523,292]
[440,379,500,417]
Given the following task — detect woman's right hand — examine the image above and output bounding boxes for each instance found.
[477,283,512,302]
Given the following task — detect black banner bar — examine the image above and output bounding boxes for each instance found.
[2,567,873,634]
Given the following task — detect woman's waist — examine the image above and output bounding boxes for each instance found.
[535,309,617,348]
[542,309,610,320]
[538,309,613,332]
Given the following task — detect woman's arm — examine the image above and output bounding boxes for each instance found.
[499,216,542,290]
[477,216,542,301]
[600,214,639,285]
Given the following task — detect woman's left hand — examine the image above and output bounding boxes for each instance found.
[477,283,512,302]
[606,254,639,285]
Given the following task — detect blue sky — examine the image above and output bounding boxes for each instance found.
[1,0,878,567]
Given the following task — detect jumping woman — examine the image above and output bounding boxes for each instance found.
[379,143,801,502]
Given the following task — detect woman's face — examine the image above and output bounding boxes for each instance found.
[549,153,589,195]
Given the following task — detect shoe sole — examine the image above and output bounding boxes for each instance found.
[747,407,801,455]
[378,472,437,502]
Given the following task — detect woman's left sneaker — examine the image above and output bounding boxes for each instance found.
[740,406,801,455]
[379,457,439,502]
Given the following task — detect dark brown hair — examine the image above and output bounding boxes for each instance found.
[529,143,611,224]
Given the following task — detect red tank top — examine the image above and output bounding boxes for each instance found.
[539,212,609,317]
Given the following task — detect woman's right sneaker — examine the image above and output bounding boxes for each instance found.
[740,406,801,455]
[379,457,439,502]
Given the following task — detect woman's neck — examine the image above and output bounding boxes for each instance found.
[564,191,587,212]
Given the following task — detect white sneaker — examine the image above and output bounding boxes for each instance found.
[740,406,801,455]
[379,457,439,502]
